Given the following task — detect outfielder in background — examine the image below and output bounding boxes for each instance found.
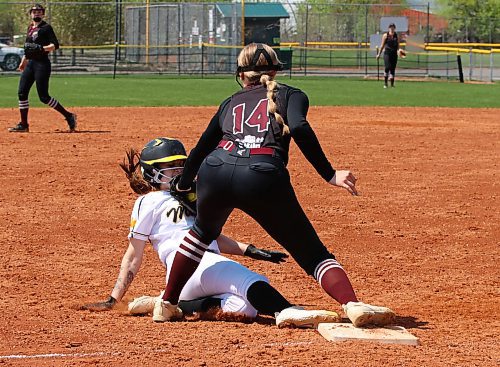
[159,43,396,328]
[376,23,402,89]
[82,137,341,328]
[8,4,77,133]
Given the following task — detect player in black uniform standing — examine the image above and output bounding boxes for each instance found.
[8,4,76,133]
[152,43,396,328]
[376,23,399,89]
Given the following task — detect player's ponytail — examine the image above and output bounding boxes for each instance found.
[238,43,289,136]
[119,148,153,195]
[260,74,289,135]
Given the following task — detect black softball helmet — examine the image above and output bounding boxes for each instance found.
[29,3,45,14]
[139,138,187,186]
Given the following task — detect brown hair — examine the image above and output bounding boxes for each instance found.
[119,148,153,195]
[237,43,289,135]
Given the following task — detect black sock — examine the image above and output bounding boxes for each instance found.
[178,297,222,314]
[246,281,292,316]
[48,97,71,119]
[391,78,395,86]
[384,76,388,86]
[20,108,29,125]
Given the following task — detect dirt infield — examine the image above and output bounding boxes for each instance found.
[1,106,499,367]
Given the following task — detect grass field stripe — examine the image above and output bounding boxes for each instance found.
[1,77,498,108]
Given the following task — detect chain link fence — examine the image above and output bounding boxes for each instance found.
[0,1,498,81]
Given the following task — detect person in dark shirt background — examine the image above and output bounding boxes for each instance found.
[9,3,76,133]
[151,42,396,328]
[376,23,401,89]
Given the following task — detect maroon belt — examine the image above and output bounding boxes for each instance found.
[217,140,275,156]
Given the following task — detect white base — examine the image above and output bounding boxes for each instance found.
[317,323,419,346]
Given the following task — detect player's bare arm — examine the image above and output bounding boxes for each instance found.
[376,33,387,59]
[110,237,146,301]
[81,237,146,311]
[42,43,56,53]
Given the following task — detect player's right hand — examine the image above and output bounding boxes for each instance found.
[244,245,288,264]
[80,296,117,311]
[18,59,27,72]
[329,170,358,196]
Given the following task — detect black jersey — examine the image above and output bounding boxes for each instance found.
[221,84,284,152]
[179,83,335,189]
[384,32,398,55]
[25,21,59,60]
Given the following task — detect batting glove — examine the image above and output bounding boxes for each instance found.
[244,245,288,264]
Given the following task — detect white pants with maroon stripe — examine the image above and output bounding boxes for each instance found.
[165,250,268,318]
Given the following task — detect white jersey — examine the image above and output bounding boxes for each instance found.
[127,189,268,318]
[128,191,219,265]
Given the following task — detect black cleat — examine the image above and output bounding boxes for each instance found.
[66,113,77,132]
[8,123,29,132]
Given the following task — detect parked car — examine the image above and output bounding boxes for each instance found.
[0,43,24,71]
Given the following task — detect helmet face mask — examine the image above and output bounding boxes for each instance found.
[139,138,187,188]
[141,165,184,186]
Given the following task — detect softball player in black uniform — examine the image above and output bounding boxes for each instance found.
[376,23,400,88]
[8,4,76,133]
[156,43,395,327]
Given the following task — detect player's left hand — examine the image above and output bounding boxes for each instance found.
[244,245,288,264]
[329,170,358,196]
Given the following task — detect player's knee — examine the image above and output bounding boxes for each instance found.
[192,221,221,244]
[220,295,258,318]
[18,92,28,101]
[39,95,51,104]
[247,273,269,289]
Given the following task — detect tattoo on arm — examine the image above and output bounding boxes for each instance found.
[113,268,135,295]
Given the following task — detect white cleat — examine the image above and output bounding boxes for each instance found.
[128,295,157,315]
[152,298,183,322]
[275,306,340,329]
[343,301,396,328]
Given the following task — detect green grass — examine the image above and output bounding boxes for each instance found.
[0,74,498,108]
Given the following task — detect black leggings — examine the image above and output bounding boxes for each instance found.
[193,148,335,276]
[18,59,52,103]
[383,52,398,78]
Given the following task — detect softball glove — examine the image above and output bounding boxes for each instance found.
[24,42,44,59]
[170,175,197,216]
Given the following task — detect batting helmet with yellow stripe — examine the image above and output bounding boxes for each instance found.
[139,137,187,187]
